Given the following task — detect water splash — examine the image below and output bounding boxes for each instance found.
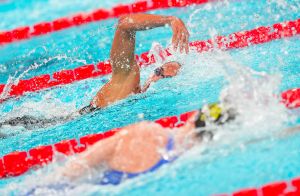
[0,52,87,100]
[148,42,168,65]
[215,51,290,139]
[1,48,295,195]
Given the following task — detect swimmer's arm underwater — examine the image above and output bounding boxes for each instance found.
[243,126,300,145]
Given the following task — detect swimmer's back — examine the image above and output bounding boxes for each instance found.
[107,121,169,173]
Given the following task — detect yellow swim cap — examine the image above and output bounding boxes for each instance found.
[195,103,223,128]
[208,103,223,121]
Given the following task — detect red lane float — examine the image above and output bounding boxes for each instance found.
[281,88,300,108]
[0,88,299,179]
[0,0,209,46]
[219,177,300,196]
[1,18,299,101]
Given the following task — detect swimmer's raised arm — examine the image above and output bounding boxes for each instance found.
[110,14,189,74]
[92,14,189,108]
[117,14,189,52]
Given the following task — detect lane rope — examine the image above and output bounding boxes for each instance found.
[0,87,299,179]
[221,176,300,196]
[0,18,299,102]
[0,0,210,46]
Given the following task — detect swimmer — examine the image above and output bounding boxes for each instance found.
[24,109,300,195]
[79,13,189,114]
[0,14,189,130]
[60,103,235,185]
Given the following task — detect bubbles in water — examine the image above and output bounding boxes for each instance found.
[270,0,288,8]
[148,42,168,65]
[27,46,48,57]
[207,51,292,145]
[0,64,8,73]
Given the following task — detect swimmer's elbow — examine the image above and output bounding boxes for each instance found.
[117,15,132,31]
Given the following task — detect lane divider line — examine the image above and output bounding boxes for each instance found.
[0,18,299,102]
[0,88,298,179]
[0,0,210,46]
[218,176,300,196]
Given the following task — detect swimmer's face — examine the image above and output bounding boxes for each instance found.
[161,61,181,77]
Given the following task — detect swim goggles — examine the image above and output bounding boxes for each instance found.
[154,67,172,78]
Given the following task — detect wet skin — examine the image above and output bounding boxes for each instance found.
[92,14,189,108]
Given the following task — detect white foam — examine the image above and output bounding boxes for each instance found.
[0,46,296,195]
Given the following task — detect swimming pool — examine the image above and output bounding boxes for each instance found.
[0,0,299,195]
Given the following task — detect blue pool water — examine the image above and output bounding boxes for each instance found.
[0,0,299,195]
[0,0,299,83]
[0,0,135,30]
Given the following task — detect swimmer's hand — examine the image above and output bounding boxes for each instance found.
[141,74,161,93]
[169,17,190,54]
[60,159,90,180]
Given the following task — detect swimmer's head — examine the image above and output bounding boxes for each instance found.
[193,103,237,142]
[154,61,181,78]
[193,107,214,142]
